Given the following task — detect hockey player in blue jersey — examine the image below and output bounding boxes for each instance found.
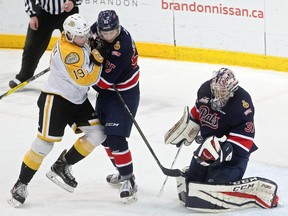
[164,68,280,211]
[166,67,257,184]
[89,10,140,203]
[188,67,258,183]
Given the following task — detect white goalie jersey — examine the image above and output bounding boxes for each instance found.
[43,33,103,104]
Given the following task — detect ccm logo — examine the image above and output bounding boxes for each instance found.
[105,123,119,127]
[233,183,255,191]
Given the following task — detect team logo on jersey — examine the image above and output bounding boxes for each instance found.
[242,100,250,109]
[199,96,210,104]
[199,105,220,129]
[114,41,121,50]
[65,52,79,64]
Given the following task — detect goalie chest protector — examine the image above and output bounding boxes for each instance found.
[176,175,279,212]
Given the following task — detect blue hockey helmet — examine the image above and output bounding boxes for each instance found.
[97,10,120,32]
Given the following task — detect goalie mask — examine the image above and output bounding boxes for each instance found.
[210,68,239,110]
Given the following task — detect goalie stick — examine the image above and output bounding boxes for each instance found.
[0,67,50,100]
[112,85,184,177]
[157,135,203,197]
[157,143,184,197]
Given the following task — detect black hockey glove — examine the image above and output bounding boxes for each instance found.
[89,37,111,59]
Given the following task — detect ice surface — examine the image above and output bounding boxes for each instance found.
[0,49,287,215]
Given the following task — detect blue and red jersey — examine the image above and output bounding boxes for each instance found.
[191,80,257,160]
[91,24,140,94]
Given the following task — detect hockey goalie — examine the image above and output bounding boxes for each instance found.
[164,68,280,212]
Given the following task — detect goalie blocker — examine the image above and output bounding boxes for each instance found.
[164,106,200,146]
[176,173,280,212]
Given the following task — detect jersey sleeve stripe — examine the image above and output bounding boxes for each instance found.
[227,133,254,152]
[191,106,200,121]
[97,69,140,91]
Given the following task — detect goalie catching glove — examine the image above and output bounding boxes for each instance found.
[194,136,233,166]
[164,106,200,146]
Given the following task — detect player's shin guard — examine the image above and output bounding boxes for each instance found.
[113,149,133,177]
[103,146,116,167]
[23,149,45,171]
[73,136,96,157]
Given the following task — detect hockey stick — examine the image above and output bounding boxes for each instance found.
[157,143,183,197]
[157,135,203,197]
[112,85,184,177]
[0,67,50,100]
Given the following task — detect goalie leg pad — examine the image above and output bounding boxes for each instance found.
[176,175,279,212]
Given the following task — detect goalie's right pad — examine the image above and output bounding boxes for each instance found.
[164,106,200,146]
[176,175,279,212]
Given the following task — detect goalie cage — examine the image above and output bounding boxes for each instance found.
[176,175,280,212]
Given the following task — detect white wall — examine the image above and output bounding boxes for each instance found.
[0,0,287,58]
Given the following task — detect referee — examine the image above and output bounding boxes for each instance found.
[9,0,83,88]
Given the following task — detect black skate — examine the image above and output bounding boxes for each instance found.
[106,173,123,185]
[7,180,28,207]
[119,175,138,204]
[46,149,77,193]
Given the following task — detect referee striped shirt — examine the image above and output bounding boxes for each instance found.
[24,0,83,16]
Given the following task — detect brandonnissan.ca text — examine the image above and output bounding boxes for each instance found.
[162,0,264,19]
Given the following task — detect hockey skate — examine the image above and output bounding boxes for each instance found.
[106,173,123,185]
[7,180,28,207]
[119,176,138,204]
[46,150,77,193]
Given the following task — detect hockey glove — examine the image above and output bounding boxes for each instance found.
[89,37,111,59]
[194,136,233,167]
[164,106,200,147]
[90,49,104,66]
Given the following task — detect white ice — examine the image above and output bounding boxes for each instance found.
[0,49,287,216]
